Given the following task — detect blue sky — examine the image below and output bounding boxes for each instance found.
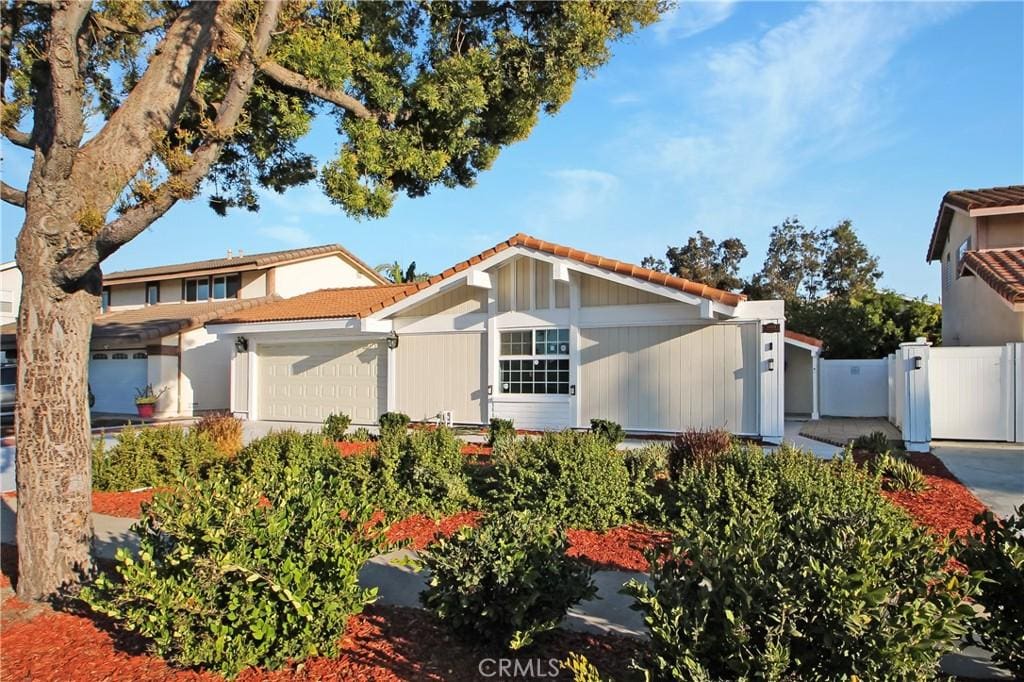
[2,1,1022,300]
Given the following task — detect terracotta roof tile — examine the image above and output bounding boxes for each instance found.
[785,329,824,348]
[103,244,387,285]
[215,284,416,324]
[927,185,1024,262]
[961,248,1024,305]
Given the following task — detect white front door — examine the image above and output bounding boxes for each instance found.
[257,340,386,423]
[89,350,148,413]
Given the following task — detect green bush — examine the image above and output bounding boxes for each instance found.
[231,430,345,499]
[321,412,352,441]
[82,454,384,676]
[347,426,374,443]
[621,443,668,521]
[667,428,731,479]
[92,425,223,491]
[378,411,410,438]
[589,418,625,446]
[487,417,515,448]
[490,430,632,530]
[960,507,1024,677]
[869,451,926,492]
[420,511,596,650]
[627,443,980,680]
[397,426,474,514]
[852,430,891,453]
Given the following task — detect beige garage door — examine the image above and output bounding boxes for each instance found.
[257,340,386,423]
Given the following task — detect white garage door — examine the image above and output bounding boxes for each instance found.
[90,350,148,413]
[257,340,386,423]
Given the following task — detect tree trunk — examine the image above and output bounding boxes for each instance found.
[14,223,99,601]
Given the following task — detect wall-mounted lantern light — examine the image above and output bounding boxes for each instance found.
[767,358,775,372]
[386,331,399,350]
[234,336,248,353]
[913,356,922,370]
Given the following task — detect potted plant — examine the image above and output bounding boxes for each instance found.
[133,384,167,419]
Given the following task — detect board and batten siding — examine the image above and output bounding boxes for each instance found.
[580,273,670,307]
[395,333,487,423]
[396,284,487,317]
[579,323,759,434]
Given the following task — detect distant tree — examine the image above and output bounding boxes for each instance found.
[644,231,748,290]
[375,260,430,283]
[820,220,882,298]
[745,217,823,301]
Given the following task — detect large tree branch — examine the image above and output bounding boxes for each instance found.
[2,180,25,206]
[3,127,32,149]
[259,60,374,120]
[55,1,284,284]
[89,12,165,35]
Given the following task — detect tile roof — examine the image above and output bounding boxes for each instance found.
[927,185,1024,262]
[785,330,823,348]
[961,248,1024,306]
[92,297,280,344]
[103,244,387,284]
[215,285,416,324]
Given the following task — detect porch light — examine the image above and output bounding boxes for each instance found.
[386,331,400,350]
[234,336,248,353]
[913,356,922,370]
[767,358,775,372]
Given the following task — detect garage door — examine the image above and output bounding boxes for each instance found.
[257,340,386,423]
[90,350,148,413]
[579,323,759,434]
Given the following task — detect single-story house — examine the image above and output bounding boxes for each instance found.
[209,233,790,442]
[1,244,388,416]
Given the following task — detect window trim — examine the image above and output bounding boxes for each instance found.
[183,276,211,302]
[497,328,571,396]
[145,281,160,306]
[211,273,241,300]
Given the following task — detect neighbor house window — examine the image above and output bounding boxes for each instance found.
[956,237,971,279]
[184,277,210,302]
[100,286,111,312]
[212,274,241,300]
[499,328,570,395]
[146,281,160,305]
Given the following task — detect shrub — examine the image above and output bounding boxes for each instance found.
[852,430,891,453]
[92,425,222,491]
[960,507,1024,677]
[378,411,410,438]
[667,428,731,478]
[420,511,596,650]
[490,430,632,530]
[347,426,374,443]
[869,451,926,492]
[561,654,608,682]
[398,426,474,514]
[627,443,980,681]
[232,430,345,496]
[621,443,668,521]
[321,412,352,442]
[194,412,243,457]
[589,418,625,446]
[487,417,515,447]
[82,457,384,676]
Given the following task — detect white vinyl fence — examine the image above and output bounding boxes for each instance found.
[819,359,888,417]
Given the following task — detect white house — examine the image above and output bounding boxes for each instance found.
[1,244,387,416]
[0,261,21,328]
[209,233,788,442]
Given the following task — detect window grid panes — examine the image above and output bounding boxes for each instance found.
[499,329,570,395]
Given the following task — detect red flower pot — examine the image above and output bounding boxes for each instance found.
[136,402,155,419]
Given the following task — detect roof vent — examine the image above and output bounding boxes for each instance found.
[238,249,244,258]
[227,249,233,259]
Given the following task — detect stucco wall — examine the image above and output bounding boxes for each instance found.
[981,213,1024,249]
[784,344,813,415]
[395,332,486,423]
[941,212,1024,345]
[272,256,377,298]
[579,323,759,434]
[180,327,232,414]
[240,271,266,298]
[231,348,250,417]
[0,264,22,325]
[108,282,146,309]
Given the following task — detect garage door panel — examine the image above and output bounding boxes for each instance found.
[257,341,385,423]
[89,350,148,414]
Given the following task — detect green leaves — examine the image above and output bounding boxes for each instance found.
[419,510,596,650]
[92,424,225,491]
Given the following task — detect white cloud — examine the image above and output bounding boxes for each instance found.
[258,183,341,216]
[258,225,315,247]
[653,1,736,42]
[544,169,620,223]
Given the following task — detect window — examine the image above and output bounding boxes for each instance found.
[111,352,128,360]
[944,253,953,290]
[499,329,570,395]
[132,351,148,360]
[184,277,210,302]
[100,286,111,312]
[956,237,971,279]
[91,353,108,360]
[146,281,160,305]
[212,274,241,300]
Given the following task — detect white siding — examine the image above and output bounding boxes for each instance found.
[579,323,758,434]
[272,256,378,298]
[395,333,486,423]
[491,399,572,431]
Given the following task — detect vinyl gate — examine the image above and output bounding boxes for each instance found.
[928,345,1019,441]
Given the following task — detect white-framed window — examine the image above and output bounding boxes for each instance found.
[956,237,971,279]
[100,286,111,312]
[184,277,210,302]
[212,274,241,300]
[146,281,160,305]
[499,328,570,395]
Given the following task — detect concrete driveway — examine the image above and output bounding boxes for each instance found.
[932,442,1024,519]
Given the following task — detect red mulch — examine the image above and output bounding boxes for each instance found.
[385,511,483,550]
[853,451,987,538]
[566,525,672,573]
[334,441,493,457]
[3,490,157,519]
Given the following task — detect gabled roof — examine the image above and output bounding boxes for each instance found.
[357,232,746,317]
[103,244,387,285]
[961,248,1024,306]
[92,297,280,345]
[927,185,1024,262]
[216,285,415,324]
[785,330,823,348]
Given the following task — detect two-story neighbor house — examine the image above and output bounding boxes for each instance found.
[1,244,386,416]
[927,185,1024,346]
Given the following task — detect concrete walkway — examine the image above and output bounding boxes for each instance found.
[779,420,842,459]
[933,442,1024,519]
[798,417,901,447]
